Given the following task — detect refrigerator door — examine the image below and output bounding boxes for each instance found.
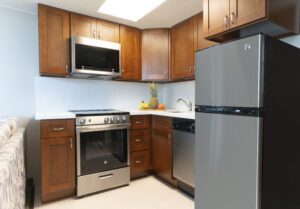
[195,113,262,209]
[195,34,264,108]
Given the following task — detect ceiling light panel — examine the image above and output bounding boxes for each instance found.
[98,0,166,22]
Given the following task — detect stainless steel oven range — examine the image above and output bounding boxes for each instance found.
[71,109,130,197]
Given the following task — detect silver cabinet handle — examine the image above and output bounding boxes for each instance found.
[230,12,236,25]
[189,66,192,72]
[93,30,96,38]
[70,138,73,149]
[135,121,142,124]
[52,127,65,132]
[135,160,142,164]
[122,69,125,73]
[135,139,141,142]
[99,174,113,180]
[98,31,101,39]
[65,64,68,73]
[224,15,229,28]
[164,71,168,78]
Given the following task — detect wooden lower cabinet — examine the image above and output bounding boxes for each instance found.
[41,119,75,203]
[130,150,151,178]
[130,116,151,179]
[151,116,175,184]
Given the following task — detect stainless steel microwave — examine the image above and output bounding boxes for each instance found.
[71,36,121,78]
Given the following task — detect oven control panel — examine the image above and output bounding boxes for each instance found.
[76,115,130,126]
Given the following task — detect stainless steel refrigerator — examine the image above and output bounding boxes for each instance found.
[195,34,300,209]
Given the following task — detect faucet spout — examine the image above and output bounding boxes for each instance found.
[177,98,193,111]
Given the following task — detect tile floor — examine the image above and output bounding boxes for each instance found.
[35,176,194,209]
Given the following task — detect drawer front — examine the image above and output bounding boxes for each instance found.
[130,129,150,152]
[41,119,75,138]
[130,150,150,174]
[152,116,172,131]
[131,115,150,130]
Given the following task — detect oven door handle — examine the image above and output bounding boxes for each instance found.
[76,123,131,133]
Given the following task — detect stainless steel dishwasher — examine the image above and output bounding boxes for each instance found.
[173,117,195,196]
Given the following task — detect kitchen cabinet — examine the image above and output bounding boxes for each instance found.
[203,0,299,41]
[142,29,170,81]
[120,25,142,81]
[38,5,70,77]
[171,18,196,80]
[71,13,120,42]
[41,119,75,203]
[152,116,175,184]
[196,13,217,51]
[130,116,151,179]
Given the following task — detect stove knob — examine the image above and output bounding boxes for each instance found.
[104,117,109,124]
[80,118,86,125]
[116,116,121,123]
[110,117,115,123]
[122,116,127,122]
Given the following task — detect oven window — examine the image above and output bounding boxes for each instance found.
[80,129,128,175]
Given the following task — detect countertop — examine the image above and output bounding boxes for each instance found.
[35,109,195,120]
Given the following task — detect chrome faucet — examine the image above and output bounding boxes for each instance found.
[177,98,193,111]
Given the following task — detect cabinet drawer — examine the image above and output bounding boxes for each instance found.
[152,116,172,131]
[41,119,75,138]
[130,115,150,130]
[130,129,150,152]
[130,150,150,175]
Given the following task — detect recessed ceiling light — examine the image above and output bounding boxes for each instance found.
[98,0,166,22]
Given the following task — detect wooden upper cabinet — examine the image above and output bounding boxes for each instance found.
[96,20,120,43]
[38,4,70,76]
[203,0,230,37]
[120,25,141,81]
[230,0,266,29]
[204,0,299,41]
[70,13,97,38]
[196,13,217,51]
[142,29,170,81]
[71,13,120,43]
[171,18,195,80]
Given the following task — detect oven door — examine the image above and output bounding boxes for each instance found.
[76,124,130,176]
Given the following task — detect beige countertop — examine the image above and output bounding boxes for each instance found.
[35,109,195,120]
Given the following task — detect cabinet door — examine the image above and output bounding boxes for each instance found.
[203,0,230,37]
[152,128,172,181]
[142,29,169,81]
[171,18,195,80]
[38,5,70,76]
[196,13,217,51]
[41,137,75,202]
[70,13,97,39]
[230,0,266,28]
[120,25,141,80]
[97,20,120,43]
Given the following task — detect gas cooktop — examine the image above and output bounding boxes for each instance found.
[69,109,129,116]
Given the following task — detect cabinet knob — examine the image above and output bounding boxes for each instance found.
[230,12,236,25]
[224,15,229,28]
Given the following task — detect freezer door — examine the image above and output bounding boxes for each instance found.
[195,34,264,108]
[195,113,262,209]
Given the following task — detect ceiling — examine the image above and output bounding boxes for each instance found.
[0,0,203,29]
